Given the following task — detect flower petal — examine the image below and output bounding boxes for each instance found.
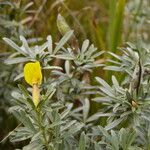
[24,61,42,86]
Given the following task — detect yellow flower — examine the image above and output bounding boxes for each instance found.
[23,61,42,107]
[24,61,42,86]
[32,84,40,107]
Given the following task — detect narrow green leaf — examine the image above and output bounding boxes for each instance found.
[3,37,27,55]
[4,57,29,64]
[81,40,89,53]
[20,36,35,58]
[18,84,31,99]
[54,30,74,54]
[96,77,112,90]
[14,73,23,81]
[78,132,86,150]
[10,109,36,133]
[57,14,71,35]
[47,35,53,54]
[108,0,126,53]
[105,117,124,130]
[83,98,90,123]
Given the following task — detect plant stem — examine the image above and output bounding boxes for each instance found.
[36,109,51,150]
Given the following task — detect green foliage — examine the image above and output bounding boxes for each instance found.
[108,0,126,53]
[0,0,150,150]
[1,33,103,149]
[94,126,137,150]
[2,28,150,150]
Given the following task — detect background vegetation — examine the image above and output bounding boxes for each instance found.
[0,0,150,149]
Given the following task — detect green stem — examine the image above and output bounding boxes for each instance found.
[36,109,51,150]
